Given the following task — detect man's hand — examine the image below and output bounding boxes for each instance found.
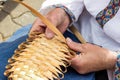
[66,38,117,74]
[30,8,70,38]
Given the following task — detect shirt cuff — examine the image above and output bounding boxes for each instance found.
[52,4,76,26]
[114,51,120,80]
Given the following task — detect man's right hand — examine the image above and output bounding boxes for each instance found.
[30,8,70,39]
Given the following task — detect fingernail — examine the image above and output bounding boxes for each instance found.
[46,33,54,39]
[66,37,72,42]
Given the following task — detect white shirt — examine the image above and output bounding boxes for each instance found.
[39,0,120,80]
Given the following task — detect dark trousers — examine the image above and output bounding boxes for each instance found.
[95,70,108,80]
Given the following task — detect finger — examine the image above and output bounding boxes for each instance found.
[30,25,45,34]
[71,54,82,72]
[30,18,46,33]
[45,28,55,39]
[57,25,68,34]
[45,24,67,39]
[66,38,83,52]
[57,16,69,34]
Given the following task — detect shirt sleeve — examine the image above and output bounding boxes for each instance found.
[114,51,120,80]
[39,0,84,22]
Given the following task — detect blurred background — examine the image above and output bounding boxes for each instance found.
[0,0,44,42]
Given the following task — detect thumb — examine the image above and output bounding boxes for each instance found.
[66,38,83,52]
[45,15,58,39]
[45,28,55,39]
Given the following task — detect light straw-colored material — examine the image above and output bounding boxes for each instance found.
[69,26,86,44]
[4,32,76,80]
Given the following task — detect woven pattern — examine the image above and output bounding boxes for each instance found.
[96,0,120,27]
[4,32,75,80]
[115,51,120,80]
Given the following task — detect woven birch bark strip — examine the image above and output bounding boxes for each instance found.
[4,32,76,80]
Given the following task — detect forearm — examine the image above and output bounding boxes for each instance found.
[105,51,117,70]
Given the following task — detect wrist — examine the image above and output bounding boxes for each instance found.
[106,51,117,69]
